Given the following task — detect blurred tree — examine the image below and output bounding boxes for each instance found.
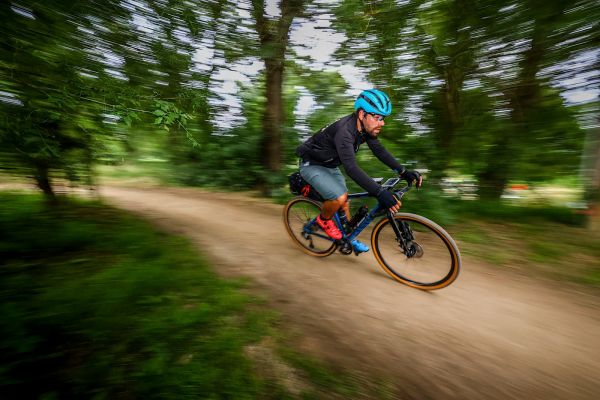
[418,0,481,177]
[146,1,219,138]
[583,127,600,230]
[474,0,597,198]
[289,63,351,132]
[333,0,420,153]
[250,0,307,192]
[477,0,567,197]
[333,0,487,177]
[0,0,224,195]
[0,1,119,197]
[581,97,600,230]
[334,0,596,200]
[2,0,596,203]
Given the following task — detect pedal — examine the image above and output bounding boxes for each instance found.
[338,240,353,255]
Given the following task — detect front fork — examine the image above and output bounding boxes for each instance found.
[387,212,417,257]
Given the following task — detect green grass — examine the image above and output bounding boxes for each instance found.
[452,198,587,227]
[0,192,400,399]
[0,192,282,399]
[529,241,564,263]
[454,226,492,245]
[276,345,398,400]
[96,161,174,186]
[451,219,600,285]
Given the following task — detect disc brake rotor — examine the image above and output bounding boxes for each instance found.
[407,242,423,258]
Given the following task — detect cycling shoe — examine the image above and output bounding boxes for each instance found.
[351,239,369,253]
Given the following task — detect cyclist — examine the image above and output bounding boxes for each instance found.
[296,89,422,252]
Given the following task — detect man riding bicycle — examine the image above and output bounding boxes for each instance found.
[296,89,422,253]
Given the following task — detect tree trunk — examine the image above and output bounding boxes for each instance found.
[437,68,463,173]
[429,0,474,176]
[34,163,55,198]
[252,0,305,194]
[261,59,284,173]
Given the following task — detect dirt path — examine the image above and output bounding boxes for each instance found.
[101,186,600,399]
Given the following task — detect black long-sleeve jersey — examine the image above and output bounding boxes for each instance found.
[296,113,405,196]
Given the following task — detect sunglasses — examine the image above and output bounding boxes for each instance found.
[367,112,385,122]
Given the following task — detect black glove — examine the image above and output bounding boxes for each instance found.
[377,189,399,209]
[400,170,422,187]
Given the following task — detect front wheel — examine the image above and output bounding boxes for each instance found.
[371,213,461,290]
[283,197,336,257]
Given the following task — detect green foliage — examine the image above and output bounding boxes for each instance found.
[1,0,597,205]
[176,135,266,188]
[0,193,280,399]
[453,199,587,227]
[333,0,596,198]
[0,3,116,193]
[0,0,216,194]
[512,88,586,181]
[152,100,196,146]
[398,187,460,226]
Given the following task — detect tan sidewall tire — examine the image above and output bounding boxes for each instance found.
[371,213,461,290]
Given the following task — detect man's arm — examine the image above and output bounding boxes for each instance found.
[365,136,405,174]
[335,130,381,195]
[367,136,423,187]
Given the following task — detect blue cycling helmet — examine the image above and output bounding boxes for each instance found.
[354,89,392,116]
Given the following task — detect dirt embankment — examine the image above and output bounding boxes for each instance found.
[101,186,600,400]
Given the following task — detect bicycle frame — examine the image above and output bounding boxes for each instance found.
[336,191,382,241]
[287,178,461,288]
[302,177,413,248]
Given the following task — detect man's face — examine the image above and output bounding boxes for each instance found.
[360,110,385,137]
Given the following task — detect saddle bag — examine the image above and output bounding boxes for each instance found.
[288,172,323,201]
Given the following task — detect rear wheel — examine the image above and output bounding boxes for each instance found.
[283,197,336,257]
[371,213,460,290]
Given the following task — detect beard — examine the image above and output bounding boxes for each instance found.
[368,127,380,137]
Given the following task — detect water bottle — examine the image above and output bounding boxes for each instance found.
[348,205,369,230]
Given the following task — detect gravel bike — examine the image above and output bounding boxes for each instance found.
[283,177,461,290]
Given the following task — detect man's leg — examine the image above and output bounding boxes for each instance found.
[340,196,351,220]
[320,192,348,219]
[320,194,368,252]
[315,193,347,240]
[299,165,348,240]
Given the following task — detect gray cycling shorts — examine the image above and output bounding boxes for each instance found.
[300,164,348,200]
